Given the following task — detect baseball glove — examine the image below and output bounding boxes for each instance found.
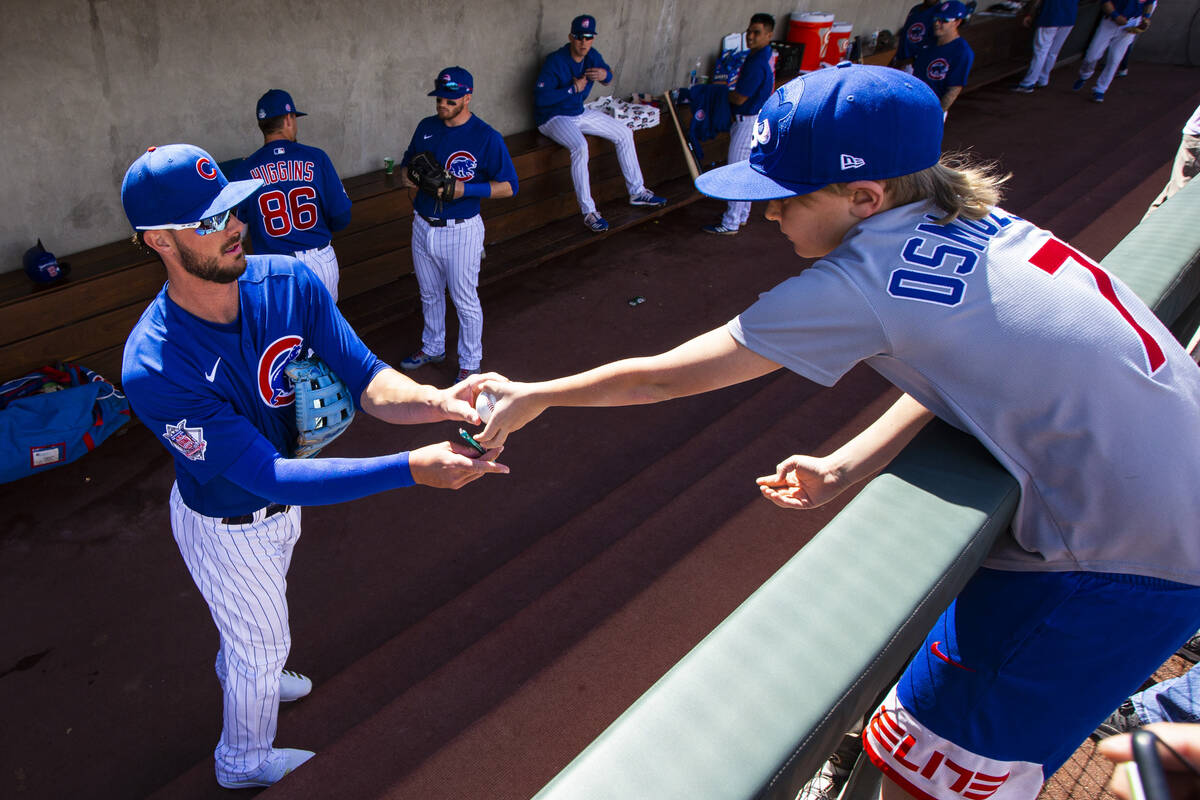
[1132,18,1151,33]
[406,151,457,203]
[285,356,356,458]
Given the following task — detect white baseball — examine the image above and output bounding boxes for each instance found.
[475,390,497,423]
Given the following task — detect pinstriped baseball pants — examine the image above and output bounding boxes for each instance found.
[538,109,648,216]
[170,483,302,784]
[411,214,485,372]
[721,116,757,230]
[294,243,341,303]
[1078,17,1137,94]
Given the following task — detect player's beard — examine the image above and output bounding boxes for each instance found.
[176,233,247,284]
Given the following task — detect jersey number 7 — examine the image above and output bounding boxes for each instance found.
[1028,238,1166,373]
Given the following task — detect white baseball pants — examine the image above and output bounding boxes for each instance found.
[411,214,485,372]
[294,243,341,303]
[1019,25,1073,88]
[1078,17,1137,94]
[539,109,648,216]
[1146,133,1200,217]
[721,115,757,230]
[170,483,303,785]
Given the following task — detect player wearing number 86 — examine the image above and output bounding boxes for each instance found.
[475,64,1200,800]
[233,89,353,301]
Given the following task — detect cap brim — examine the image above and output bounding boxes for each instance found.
[427,89,470,99]
[149,178,264,228]
[695,160,825,201]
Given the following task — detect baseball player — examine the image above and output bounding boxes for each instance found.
[913,1,974,118]
[891,0,941,74]
[119,144,507,790]
[702,12,776,237]
[474,64,1200,800]
[233,89,352,301]
[1072,0,1156,103]
[1011,0,1080,93]
[397,67,518,383]
[1145,101,1200,218]
[534,13,667,233]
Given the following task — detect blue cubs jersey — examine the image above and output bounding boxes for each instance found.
[1034,0,1079,27]
[897,3,939,61]
[400,114,518,220]
[1113,0,1154,19]
[730,46,776,117]
[533,44,614,126]
[233,140,352,255]
[915,37,974,98]
[122,255,387,517]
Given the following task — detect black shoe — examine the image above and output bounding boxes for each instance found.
[1178,631,1200,663]
[1090,699,1143,741]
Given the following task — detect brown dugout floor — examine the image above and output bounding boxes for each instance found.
[2,62,1199,800]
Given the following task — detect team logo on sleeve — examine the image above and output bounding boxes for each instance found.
[926,58,950,81]
[257,335,304,408]
[445,151,478,181]
[163,419,207,461]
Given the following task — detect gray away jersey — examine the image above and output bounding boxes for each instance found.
[729,200,1200,585]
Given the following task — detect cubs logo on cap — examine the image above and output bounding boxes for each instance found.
[256,89,307,120]
[571,14,597,36]
[695,64,943,201]
[934,1,969,21]
[428,66,474,99]
[121,144,263,230]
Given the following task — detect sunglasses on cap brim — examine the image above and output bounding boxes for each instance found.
[572,33,596,40]
[137,208,234,236]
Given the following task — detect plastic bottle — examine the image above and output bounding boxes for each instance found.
[689,57,702,86]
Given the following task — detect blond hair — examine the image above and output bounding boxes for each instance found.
[822,152,1010,224]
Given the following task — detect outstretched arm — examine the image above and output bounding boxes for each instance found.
[756,393,933,510]
[362,368,505,427]
[475,327,781,445]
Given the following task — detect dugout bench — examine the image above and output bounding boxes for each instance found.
[0,115,720,390]
[531,177,1200,800]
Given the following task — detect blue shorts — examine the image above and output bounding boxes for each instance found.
[864,568,1200,800]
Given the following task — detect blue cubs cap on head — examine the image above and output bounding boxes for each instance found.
[695,64,944,201]
[256,89,307,120]
[120,144,263,230]
[428,66,474,99]
[571,14,597,36]
[935,1,969,20]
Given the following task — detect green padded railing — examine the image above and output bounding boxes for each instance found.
[533,179,1200,800]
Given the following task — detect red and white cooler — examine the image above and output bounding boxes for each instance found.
[821,21,854,65]
[787,12,834,72]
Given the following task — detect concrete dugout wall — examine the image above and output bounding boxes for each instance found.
[1,0,1193,272]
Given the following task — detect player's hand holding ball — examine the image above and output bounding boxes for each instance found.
[441,371,508,425]
[756,454,849,511]
[473,380,545,447]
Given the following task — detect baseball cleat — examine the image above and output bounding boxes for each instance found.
[629,191,667,207]
[583,212,610,233]
[217,747,315,788]
[457,368,477,382]
[279,669,312,702]
[702,223,739,236]
[1117,68,1129,77]
[1091,91,1105,103]
[1178,631,1200,663]
[400,350,445,370]
[1071,78,1086,91]
[1010,83,1034,94]
[1089,699,1142,741]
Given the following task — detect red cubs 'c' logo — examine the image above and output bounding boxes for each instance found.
[257,335,304,407]
[196,157,218,180]
[908,22,927,43]
[445,151,478,181]
[926,58,950,81]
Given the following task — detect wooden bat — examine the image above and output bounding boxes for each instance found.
[663,91,701,181]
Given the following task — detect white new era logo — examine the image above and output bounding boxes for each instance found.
[840,154,866,170]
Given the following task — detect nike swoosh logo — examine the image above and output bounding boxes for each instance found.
[423,134,433,139]
[205,358,221,383]
[930,640,974,672]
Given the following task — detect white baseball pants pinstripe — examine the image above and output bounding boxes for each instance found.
[294,243,341,303]
[1078,17,1137,94]
[170,483,302,784]
[1019,25,1073,88]
[538,109,648,216]
[721,116,757,230]
[411,214,485,372]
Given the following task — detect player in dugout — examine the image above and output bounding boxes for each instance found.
[473,63,1200,800]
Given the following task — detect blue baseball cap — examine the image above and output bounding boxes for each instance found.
[934,1,969,20]
[121,144,263,230]
[428,66,474,99]
[695,64,943,201]
[571,14,597,36]
[256,89,307,120]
